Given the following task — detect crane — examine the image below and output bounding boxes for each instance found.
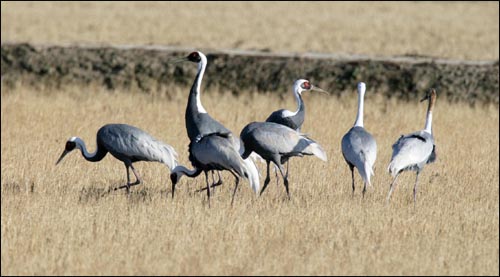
[170,51,260,205]
[240,121,327,199]
[56,123,178,192]
[341,82,377,197]
[387,88,437,205]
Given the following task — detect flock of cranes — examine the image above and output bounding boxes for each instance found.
[56,51,437,206]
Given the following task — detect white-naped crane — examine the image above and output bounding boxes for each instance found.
[170,51,260,206]
[387,88,438,205]
[240,121,327,199]
[341,82,377,198]
[266,79,328,132]
[56,123,178,192]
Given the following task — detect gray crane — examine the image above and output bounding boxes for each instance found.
[56,123,178,192]
[170,51,260,205]
[240,121,327,199]
[387,88,437,205]
[265,79,328,131]
[341,82,377,197]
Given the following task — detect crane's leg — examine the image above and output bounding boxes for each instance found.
[413,171,420,207]
[277,163,290,200]
[259,161,271,196]
[349,165,355,197]
[116,164,143,191]
[205,171,211,208]
[230,171,240,206]
[195,171,224,193]
[362,182,367,199]
[386,174,400,203]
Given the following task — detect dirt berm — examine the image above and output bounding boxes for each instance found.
[1,43,498,105]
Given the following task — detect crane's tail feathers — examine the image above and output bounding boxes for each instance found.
[306,142,327,162]
[161,144,178,171]
[363,160,374,186]
[387,160,400,178]
[242,157,260,194]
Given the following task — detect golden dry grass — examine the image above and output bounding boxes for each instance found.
[1,1,499,61]
[1,84,498,275]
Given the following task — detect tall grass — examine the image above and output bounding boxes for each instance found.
[1,85,498,275]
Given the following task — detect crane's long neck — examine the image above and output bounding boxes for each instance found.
[187,57,208,115]
[172,165,202,181]
[424,96,434,134]
[293,88,304,117]
[354,90,365,127]
[74,137,107,162]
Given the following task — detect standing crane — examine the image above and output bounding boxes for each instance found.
[56,124,178,192]
[170,51,259,206]
[240,121,327,199]
[265,79,328,181]
[387,88,437,205]
[341,82,377,197]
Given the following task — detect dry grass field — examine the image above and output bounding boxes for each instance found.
[1,84,498,275]
[1,1,499,61]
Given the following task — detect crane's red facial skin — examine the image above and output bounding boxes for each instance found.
[301,81,311,90]
[65,141,76,151]
[187,52,201,63]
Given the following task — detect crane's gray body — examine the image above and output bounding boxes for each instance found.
[341,126,377,185]
[189,134,247,177]
[265,94,304,131]
[240,122,326,165]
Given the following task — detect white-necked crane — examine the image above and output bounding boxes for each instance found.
[387,88,437,205]
[265,79,328,182]
[240,121,327,199]
[341,82,377,197]
[265,79,328,131]
[56,123,178,192]
[170,51,259,206]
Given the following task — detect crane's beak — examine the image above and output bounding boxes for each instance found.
[169,56,188,64]
[311,86,330,95]
[420,94,429,102]
[55,150,69,165]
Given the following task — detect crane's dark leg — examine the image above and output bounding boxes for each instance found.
[230,171,240,206]
[362,182,367,199]
[259,161,272,196]
[349,165,355,197]
[116,163,142,192]
[386,173,400,203]
[277,163,290,200]
[413,171,421,207]
[205,171,211,208]
[195,171,224,193]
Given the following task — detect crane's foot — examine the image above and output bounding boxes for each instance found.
[114,181,141,191]
[195,181,223,193]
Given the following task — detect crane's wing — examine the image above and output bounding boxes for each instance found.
[341,127,377,185]
[388,131,434,176]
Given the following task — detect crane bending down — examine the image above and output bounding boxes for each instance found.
[170,51,259,206]
[240,121,327,199]
[387,88,437,205]
[56,123,178,192]
[341,82,377,197]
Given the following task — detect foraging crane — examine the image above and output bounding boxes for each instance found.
[266,79,328,131]
[341,82,377,197]
[387,88,437,205]
[56,124,178,192]
[171,51,260,205]
[240,121,327,199]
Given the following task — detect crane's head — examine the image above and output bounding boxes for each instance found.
[357,82,366,94]
[420,88,437,103]
[170,51,206,64]
[56,137,78,165]
[294,79,329,95]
